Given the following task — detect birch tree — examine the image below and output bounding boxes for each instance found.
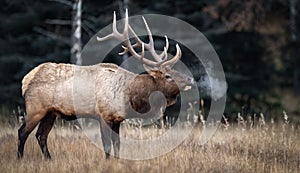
[71,0,82,65]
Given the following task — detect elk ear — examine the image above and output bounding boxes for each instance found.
[143,64,159,78]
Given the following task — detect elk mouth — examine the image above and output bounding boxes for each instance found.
[183,85,192,91]
[182,77,194,91]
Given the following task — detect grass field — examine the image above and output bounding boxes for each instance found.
[0,116,299,173]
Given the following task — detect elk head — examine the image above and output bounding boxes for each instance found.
[97,9,194,112]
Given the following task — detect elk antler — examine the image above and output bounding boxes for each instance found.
[97,9,182,69]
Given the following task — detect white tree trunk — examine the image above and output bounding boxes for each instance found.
[70,0,83,129]
[71,0,82,65]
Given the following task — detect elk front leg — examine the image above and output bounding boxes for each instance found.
[112,122,121,158]
[99,118,112,159]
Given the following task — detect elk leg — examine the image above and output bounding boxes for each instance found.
[112,122,121,158]
[18,112,45,159]
[99,118,112,159]
[35,112,56,159]
[18,123,29,159]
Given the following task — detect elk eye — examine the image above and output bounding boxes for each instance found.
[165,74,172,79]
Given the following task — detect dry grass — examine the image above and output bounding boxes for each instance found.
[0,119,299,173]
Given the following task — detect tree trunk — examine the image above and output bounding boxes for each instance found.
[71,0,82,65]
[70,0,83,129]
[289,0,299,95]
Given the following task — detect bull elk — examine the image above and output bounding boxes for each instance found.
[17,10,194,159]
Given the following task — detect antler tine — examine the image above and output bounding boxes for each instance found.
[141,43,145,60]
[141,16,154,48]
[164,36,169,51]
[161,36,169,61]
[161,44,182,69]
[123,9,129,34]
[112,11,118,33]
[118,45,128,55]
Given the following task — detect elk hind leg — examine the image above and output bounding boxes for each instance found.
[18,112,45,159]
[35,112,56,159]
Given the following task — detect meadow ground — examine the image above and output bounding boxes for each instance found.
[0,118,299,173]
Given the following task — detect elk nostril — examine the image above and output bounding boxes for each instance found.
[188,77,195,85]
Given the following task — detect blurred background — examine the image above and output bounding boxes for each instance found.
[0,0,299,123]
